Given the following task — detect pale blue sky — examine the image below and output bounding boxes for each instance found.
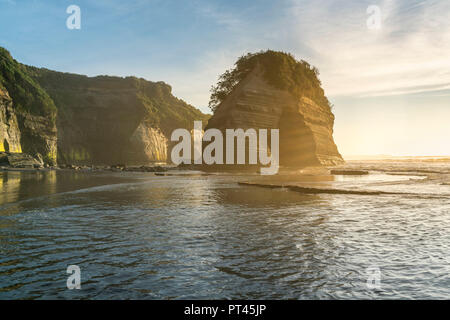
[1,0,449,156]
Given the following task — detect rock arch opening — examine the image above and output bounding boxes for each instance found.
[3,139,9,152]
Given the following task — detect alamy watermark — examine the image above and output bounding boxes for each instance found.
[66,5,81,30]
[67,265,81,289]
[367,5,382,30]
[171,121,279,175]
[366,266,381,290]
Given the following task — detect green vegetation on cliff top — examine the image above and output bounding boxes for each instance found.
[27,67,209,135]
[209,50,331,113]
[0,46,208,134]
[0,47,57,119]
[0,46,209,165]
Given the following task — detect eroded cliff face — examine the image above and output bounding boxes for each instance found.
[30,70,208,165]
[0,48,58,165]
[16,112,57,165]
[0,47,208,166]
[0,87,57,162]
[130,123,167,162]
[206,67,344,167]
[0,86,21,153]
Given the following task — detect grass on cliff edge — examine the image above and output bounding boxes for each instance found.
[0,46,208,133]
[0,47,57,119]
[26,67,210,135]
[208,50,331,113]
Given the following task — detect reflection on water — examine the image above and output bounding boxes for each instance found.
[0,171,59,204]
[332,173,426,182]
[0,166,449,299]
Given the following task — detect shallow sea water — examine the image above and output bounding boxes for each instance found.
[0,161,449,299]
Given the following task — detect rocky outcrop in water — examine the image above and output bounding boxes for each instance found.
[207,51,344,167]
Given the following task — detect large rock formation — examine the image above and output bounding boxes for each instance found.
[206,51,344,168]
[0,47,208,165]
[0,85,22,153]
[30,69,208,165]
[0,48,57,164]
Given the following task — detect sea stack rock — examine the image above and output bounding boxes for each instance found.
[206,50,344,167]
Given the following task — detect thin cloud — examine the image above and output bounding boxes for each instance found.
[286,0,450,97]
[197,5,243,31]
[358,83,450,98]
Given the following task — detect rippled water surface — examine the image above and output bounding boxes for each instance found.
[1,161,449,299]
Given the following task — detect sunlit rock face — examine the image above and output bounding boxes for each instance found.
[130,123,167,163]
[0,87,22,153]
[206,67,344,167]
[0,48,57,165]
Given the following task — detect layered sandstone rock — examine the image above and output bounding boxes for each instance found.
[0,86,21,153]
[206,66,343,167]
[32,72,208,165]
[130,123,167,163]
[0,152,42,168]
[0,48,58,165]
[0,86,49,168]
[16,111,57,165]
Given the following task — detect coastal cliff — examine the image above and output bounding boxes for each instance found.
[207,50,344,167]
[1,47,343,168]
[0,47,208,166]
[0,48,57,165]
[0,85,21,153]
[30,69,208,165]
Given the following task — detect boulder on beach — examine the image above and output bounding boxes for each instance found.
[0,152,42,168]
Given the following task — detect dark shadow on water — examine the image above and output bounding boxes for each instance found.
[0,171,137,214]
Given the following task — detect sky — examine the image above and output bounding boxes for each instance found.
[0,0,449,157]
